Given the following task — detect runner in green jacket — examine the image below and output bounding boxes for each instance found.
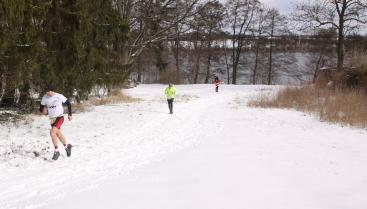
[165,83,176,114]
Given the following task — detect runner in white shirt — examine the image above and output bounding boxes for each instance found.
[39,84,73,160]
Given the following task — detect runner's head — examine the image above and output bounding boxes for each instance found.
[45,83,55,96]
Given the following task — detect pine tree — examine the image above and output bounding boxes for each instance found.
[0,0,130,108]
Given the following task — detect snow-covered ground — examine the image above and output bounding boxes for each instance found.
[0,84,367,209]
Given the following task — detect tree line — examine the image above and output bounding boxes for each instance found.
[135,0,367,85]
[1,0,366,110]
[0,0,201,109]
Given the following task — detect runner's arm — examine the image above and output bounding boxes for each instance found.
[63,100,72,116]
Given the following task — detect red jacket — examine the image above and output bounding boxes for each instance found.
[213,79,220,87]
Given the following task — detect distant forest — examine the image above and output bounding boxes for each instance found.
[1,0,366,109]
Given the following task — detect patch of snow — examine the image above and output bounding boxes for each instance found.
[0,84,366,209]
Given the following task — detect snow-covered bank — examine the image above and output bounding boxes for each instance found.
[1,85,367,209]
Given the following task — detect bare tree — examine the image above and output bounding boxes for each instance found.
[198,1,225,83]
[190,37,204,84]
[136,54,143,83]
[251,5,270,84]
[0,65,5,105]
[225,0,260,84]
[118,0,203,79]
[169,0,188,84]
[266,9,288,85]
[311,28,336,82]
[222,39,231,84]
[293,0,367,71]
[189,9,206,84]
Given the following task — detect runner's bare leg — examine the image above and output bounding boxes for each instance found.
[50,127,59,149]
[56,129,67,145]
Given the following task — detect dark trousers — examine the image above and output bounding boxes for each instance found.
[215,86,219,92]
[167,99,174,114]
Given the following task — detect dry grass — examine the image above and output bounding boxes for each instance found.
[90,89,140,106]
[72,102,93,113]
[73,89,140,113]
[313,50,367,92]
[351,50,367,71]
[249,86,367,128]
[0,111,26,124]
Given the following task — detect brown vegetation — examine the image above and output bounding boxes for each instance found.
[0,112,26,124]
[73,90,140,113]
[251,50,367,128]
[314,50,367,93]
[249,86,367,128]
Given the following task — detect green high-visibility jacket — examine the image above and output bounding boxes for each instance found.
[165,86,176,99]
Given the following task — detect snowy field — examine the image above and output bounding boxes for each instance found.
[0,84,367,209]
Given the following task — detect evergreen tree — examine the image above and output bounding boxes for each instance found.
[0,0,130,108]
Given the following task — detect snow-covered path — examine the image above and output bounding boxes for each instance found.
[1,85,367,209]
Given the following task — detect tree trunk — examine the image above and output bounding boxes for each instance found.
[252,39,260,85]
[232,40,243,84]
[174,23,181,84]
[268,41,274,85]
[174,39,181,84]
[223,41,230,84]
[0,66,5,105]
[191,29,202,84]
[190,41,200,84]
[153,43,166,72]
[204,52,212,84]
[337,19,345,71]
[193,51,200,84]
[0,89,15,108]
[313,53,324,83]
[137,55,142,83]
[336,0,348,71]
[204,30,213,84]
[268,15,275,85]
[232,42,237,84]
[268,39,273,85]
[18,83,31,106]
[232,7,237,85]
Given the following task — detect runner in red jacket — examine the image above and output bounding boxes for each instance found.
[213,76,221,92]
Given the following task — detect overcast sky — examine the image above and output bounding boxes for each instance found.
[260,0,294,13]
[218,0,366,34]
[218,0,295,14]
